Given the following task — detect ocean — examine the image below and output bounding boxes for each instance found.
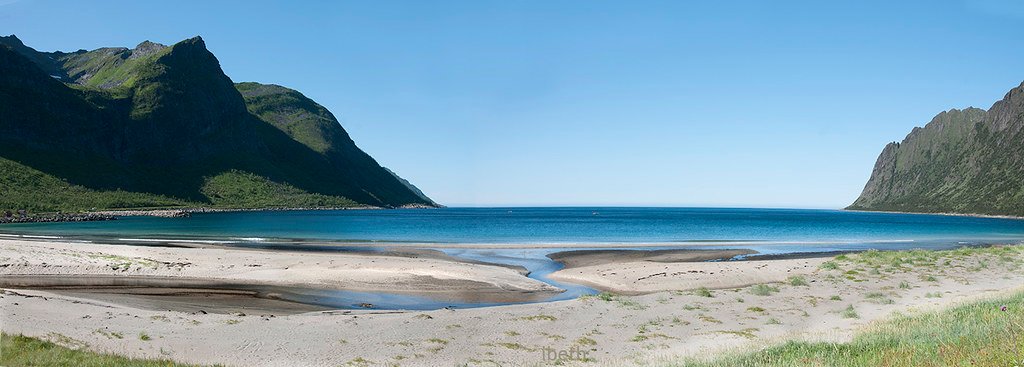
[2,207,1023,250]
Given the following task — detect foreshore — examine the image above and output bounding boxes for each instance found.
[0,239,559,307]
[843,208,1024,221]
[2,238,1023,366]
[0,204,442,223]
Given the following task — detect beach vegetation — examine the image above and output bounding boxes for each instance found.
[749,284,780,296]
[698,314,723,324]
[426,338,449,345]
[496,342,534,351]
[712,328,759,339]
[343,357,374,367]
[694,287,714,298]
[94,329,123,340]
[807,296,820,307]
[788,276,809,286]
[865,292,895,304]
[138,332,151,341]
[0,333,216,366]
[840,305,859,319]
[540,332,565,341]
[679,291,1024,366]
[575,337,597,346]
[520,314,557,321]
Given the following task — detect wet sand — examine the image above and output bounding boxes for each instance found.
[547,248,757,268]
[0,238,561,311]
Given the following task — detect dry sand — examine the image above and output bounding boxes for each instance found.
[549,253,828,295]
[2,239,1023,366]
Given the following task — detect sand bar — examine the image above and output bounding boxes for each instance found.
[0,239,562,306]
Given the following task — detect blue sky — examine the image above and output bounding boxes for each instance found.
[3,1,1023,208]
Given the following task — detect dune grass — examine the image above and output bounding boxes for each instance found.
[676,291,1024,367]
[0,333,215,366]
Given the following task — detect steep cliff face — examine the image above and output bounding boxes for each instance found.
[849,82,1024,216]
[0,35,436,211]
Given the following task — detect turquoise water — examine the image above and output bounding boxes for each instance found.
[4,207,1024,309]
[3,207,1024,249]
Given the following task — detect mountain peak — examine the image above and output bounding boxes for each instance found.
[0,35,24,47]
[173,36,207,51]
[129,40,167,60]
[849,80,1024,216]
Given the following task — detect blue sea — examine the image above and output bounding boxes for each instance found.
[3,207,1024,250]
[4,207,1023,309]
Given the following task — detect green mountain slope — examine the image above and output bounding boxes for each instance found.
[0,35,435,212]
[848,81,1024,216]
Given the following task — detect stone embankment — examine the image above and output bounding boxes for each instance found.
[0,211,116,224]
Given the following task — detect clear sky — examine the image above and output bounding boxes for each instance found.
[3,1,1023,208]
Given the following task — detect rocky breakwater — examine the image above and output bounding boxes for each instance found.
[0,211,116,224]
[93,209,193,218]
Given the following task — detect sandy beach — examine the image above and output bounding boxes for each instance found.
[0,239,561,305]
[2,238,1023,366]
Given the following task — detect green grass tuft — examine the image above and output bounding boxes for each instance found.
[679,291,1024,366]
[750,284,780,296]
[0,333,215,366]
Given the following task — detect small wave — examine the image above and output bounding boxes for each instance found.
[21,235,63,239]
[117,238,236,244]
[230,237,268,242]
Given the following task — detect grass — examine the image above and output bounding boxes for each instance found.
[788,276,809,286]
[695,287,714,298]
[0,333,215,366]
[520,314,557,321]
[865,292,895,305]
[840,305,860,319]
[750,284,780,296]
[712,328,760,340]
[575,337,598,346]
[591,291,648,310]
[678,291,1024,367]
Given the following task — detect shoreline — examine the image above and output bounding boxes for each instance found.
[0,204,444,223]
[843,208,1024,221]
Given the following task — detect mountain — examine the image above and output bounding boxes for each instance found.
[848,81,1024,216]
[0,35,436,212]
